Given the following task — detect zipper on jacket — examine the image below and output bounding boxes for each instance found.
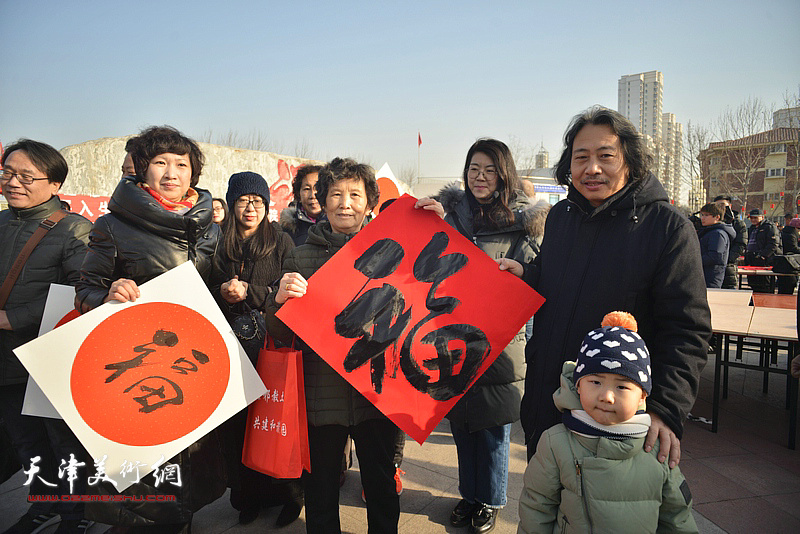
[576,461,593,534]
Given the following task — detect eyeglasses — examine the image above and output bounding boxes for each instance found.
[235,197,265,209]
[0,169,50,185]
[467,168,498,179]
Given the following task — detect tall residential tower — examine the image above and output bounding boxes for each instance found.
[617,71,684,204]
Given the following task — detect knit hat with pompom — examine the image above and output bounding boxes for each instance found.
[573,311,652,395]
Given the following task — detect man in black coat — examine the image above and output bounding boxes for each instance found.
[0,140,92,533]
[778,213,800,294]
[745,208,781,292]
[713,195,748,289]
[498,107,710,468]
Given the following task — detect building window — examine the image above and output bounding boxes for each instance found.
[710,157,721,165]
[766,168,786,177]
[769,144,787,153]
[549,194,560,205]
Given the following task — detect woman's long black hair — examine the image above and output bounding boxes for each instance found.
[220,200,277,265]
[462,138,520,229]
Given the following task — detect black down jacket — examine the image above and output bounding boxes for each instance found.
[266,221,386,427]
[0,196,90,386]
[76,177,220,310]
[521,174,711,448]
[75,177,224,527]
[438,184,549,431]
[781,225,800,255]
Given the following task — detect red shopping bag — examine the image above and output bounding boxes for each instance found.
[242,338,310,477]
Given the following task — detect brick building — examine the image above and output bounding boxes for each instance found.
[699,127,800,222]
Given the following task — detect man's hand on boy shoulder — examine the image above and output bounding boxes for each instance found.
[645,412,680,469]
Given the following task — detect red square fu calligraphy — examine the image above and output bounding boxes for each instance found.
[277,194,544,443]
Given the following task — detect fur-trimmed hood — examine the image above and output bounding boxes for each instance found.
[279,204,324,232]
[279,204,300,234]
[437,182,551,239]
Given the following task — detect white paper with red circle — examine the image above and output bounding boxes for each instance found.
[14,261,266,491]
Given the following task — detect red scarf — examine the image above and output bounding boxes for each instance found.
[139,183,198,214]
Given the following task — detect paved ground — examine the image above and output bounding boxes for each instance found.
[2,340,800,533]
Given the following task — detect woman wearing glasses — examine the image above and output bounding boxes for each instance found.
[424,138,546,534]
[209,172,300,527]
[76,126,223,533]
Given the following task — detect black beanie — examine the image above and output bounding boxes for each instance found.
[226,171,270,211]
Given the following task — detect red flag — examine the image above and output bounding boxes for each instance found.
[418,132,422,147]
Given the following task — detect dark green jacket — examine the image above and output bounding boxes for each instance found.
[439,184,549,431]
[266,222,385,427]
[0,196,90,385]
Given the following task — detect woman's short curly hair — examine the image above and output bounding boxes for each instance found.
[315,157,380,210]
[554,106,653,187]
[127,126,205,187]
[292,164,323,200]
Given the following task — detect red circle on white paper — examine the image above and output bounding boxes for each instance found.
[70,302,229,446]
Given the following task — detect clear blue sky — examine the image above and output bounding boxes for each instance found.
[1,0,798,179]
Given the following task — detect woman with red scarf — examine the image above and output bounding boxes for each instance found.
[76,126,223,533]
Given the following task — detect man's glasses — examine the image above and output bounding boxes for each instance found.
[0,169,50,185]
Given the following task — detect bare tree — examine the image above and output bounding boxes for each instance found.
[776,91,800,216]
[507,135,537,175]
[292,138,318,160]
[683,120,711,212]
[704,96,773,211]
[199,128,311,157]
[396,163,416,186]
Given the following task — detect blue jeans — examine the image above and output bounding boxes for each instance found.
[450,421,511,508]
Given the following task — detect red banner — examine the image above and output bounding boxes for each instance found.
[59,194,110,222]
[276,194,544,443]
[268,159,300,221]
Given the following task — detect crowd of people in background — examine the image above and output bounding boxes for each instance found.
[690,193,800,295]
[18,105,798,533]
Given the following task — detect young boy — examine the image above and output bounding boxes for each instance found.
[518,312,697,534]
[698,202,735,288]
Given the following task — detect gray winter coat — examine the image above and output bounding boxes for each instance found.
[0,196,91,385]
[439,184,550,431]
[266,222,386,427]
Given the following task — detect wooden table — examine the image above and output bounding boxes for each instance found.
[750,307,798,448]
[707,288,753,307]
[709,302,754,435]
[737,267,796,292]
[752,293,798,310]
[709,301,799,448]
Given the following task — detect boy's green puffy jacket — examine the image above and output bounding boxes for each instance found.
[518,362,698,534]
